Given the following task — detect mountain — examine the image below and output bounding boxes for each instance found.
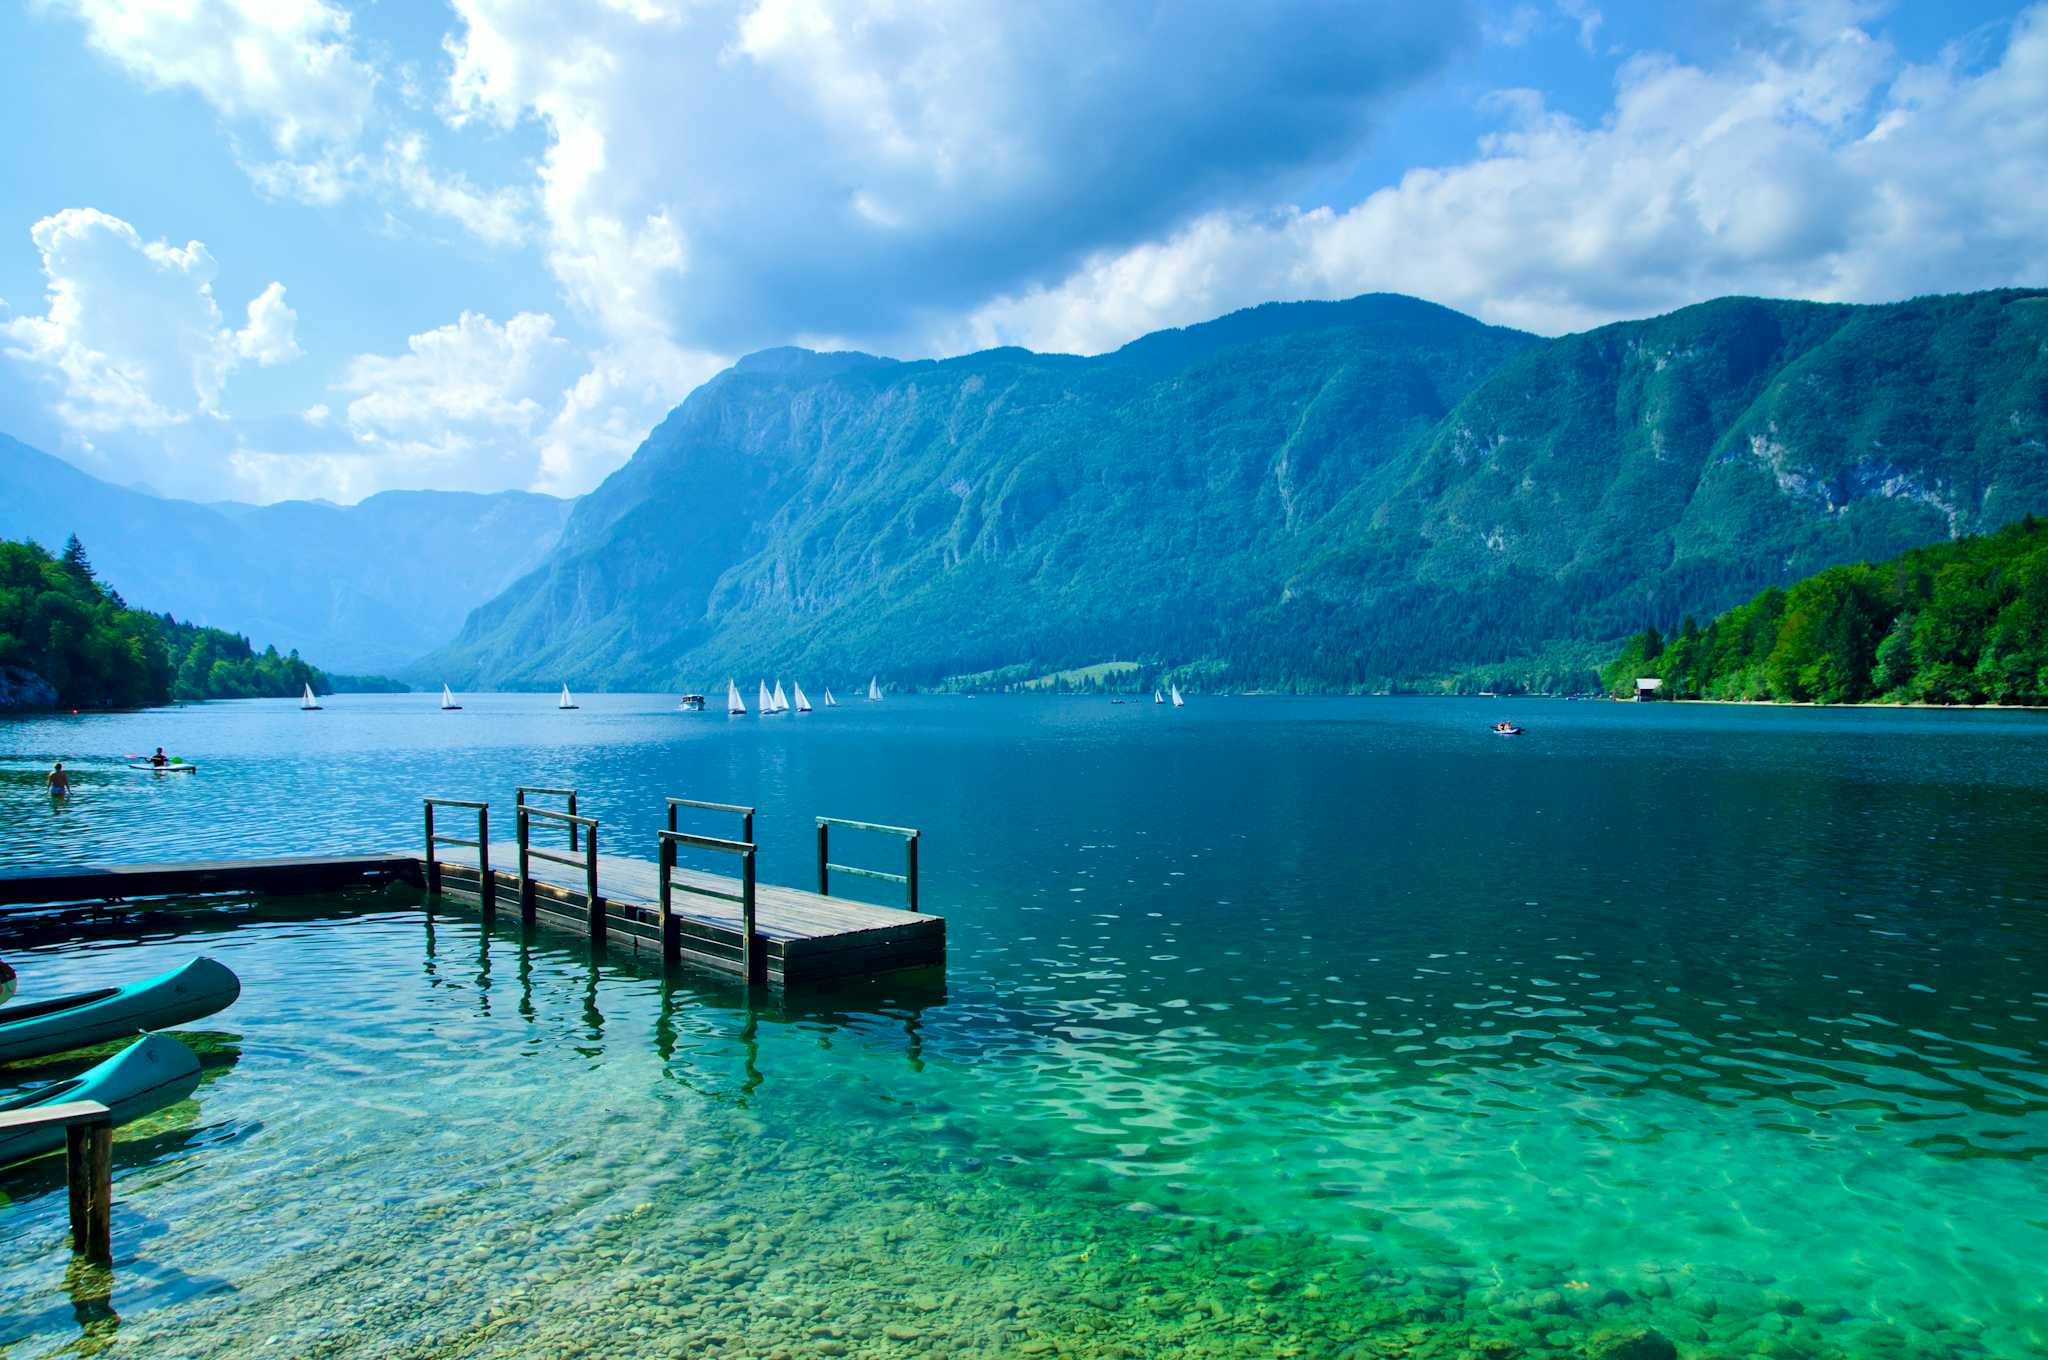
[0,436,575,673]
[432,289,2048,691]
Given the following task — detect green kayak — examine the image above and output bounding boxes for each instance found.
[0,957,240,1063]
[0,1034,202,1166]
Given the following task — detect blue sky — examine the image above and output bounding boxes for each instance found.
[1,1,2042,505]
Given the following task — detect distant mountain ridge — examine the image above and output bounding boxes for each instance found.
[0,436,575,673]
[430,288,2048,691]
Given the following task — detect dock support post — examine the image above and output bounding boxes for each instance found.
[423,802,439,896]
[568,790,579,853]
[517,807,534,924]
[65,1117,112,1263]
[658,835,677,963]
[816,822,829,896]
[906,832,919,914]
[586,822,603,942]
[477,805,494,919]
[742,847,758,985]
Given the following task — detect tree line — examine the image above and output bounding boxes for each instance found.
[1603,517,2048,705]
[0,534,385,709]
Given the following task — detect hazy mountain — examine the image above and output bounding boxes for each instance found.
[429,289,2048,691]
[0,436,575,673]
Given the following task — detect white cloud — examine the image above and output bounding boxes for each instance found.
[948,6,2048,350]
[1,208,299,431]
[48,0,376,153]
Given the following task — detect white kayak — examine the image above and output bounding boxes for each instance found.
[0,1034,203,1167]
[0,957,240,1063]
[130,763,198,773]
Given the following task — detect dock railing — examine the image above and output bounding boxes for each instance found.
[517,804,600,935]
[816,816,920,913]
[423,797,493,914]
[515,785,580,852]
[657,827,758,981]
[667,796,753,845]
[0,1100,113,1262]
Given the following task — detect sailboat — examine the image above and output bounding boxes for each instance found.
[867,676,882,702]
[1153,687,1165,705]
[558,684,579,710]
[758,680,774,714]
[793,682,812,713]
[727,678,746,715]
[1170,683,1185,708]
[772,679,789,712]
[300,683,321,711]
[441,684,462,711]
[823,687,838,707]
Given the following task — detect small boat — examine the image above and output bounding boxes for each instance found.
[558,684,579,710]
[1154,688,1165,705]
[772,679,790,713]
[300,683,321,711]
[440,683,462,711]
[1170,684,1185,708]
[758,680,774,714]
[823,688,838,707]
[1110,698,1126,705]
[129,761,197,773]
[0,957,241,1064]
[868,676,882,702]
[1491,723,1524,736]
[0,1034,203,1167]
[678,694,706,711]
[793,682,812,713]
[726,679,746,716]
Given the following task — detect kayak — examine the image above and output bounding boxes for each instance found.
[0,1034,202,1166]
[0,957,240,1064]
[130,763,197,773]
[1492,726,1524,736]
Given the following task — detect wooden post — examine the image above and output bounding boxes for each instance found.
[905,832,919,914]
[667,801,677,834]
[568,791,579,852]
[477,805,494,919]
[423,802,439,896]
[658,835,677,963]
[585,821,603,941]
[816,822,830,896]
[64,1117,112,1263]
[741,848,758,984]
[516,807,534,924]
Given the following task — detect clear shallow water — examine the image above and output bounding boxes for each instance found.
[0,694,2044,1358]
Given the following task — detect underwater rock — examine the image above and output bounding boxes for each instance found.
[1587,1326,1679,1360]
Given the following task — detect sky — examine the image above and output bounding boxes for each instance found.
[0,0,2042,506]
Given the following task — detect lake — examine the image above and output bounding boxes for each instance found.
[2,694,2045,1358]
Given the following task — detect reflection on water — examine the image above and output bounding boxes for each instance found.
[0,694,2045,1356]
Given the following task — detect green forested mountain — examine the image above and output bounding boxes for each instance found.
[1604,517,2048,705]
[0,534,385,710]
[432,289,2048,691]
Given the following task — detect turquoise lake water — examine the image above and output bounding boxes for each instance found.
[0,693,2044,1358]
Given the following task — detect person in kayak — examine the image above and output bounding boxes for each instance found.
[150,747,169,768]
[46,761,69,796]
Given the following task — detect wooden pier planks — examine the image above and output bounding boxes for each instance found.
[429,841,943,987]
[0,854,422,908]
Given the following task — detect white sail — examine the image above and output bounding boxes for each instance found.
[441,684,458,709]
[1170,683,1185,707]
[1153,687,1165,704]
[772,679,789,712]
[300,683,320,710]
[727,678,746,715]
[824,688,837,707]
[559,684,577,709]
[868,676,882,701]
[758,680,773,713]
[793,682,812,713]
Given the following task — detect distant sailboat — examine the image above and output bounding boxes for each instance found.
[441,684,462,711]
[823,687,838,707]
[758,680,773,714]
[1169,683,1185,708]
[727,678,746,715]
[1153,687,1165,705]
[300,683,321,711]
[793,682,812,713]
[868,676,882,702]
[559,684,579,710]
[772,679,789,712]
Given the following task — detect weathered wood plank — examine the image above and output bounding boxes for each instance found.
[0,855,422,908]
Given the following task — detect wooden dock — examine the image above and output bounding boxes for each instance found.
[0,787,943,992]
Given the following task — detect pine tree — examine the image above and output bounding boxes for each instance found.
[60,533,95,585]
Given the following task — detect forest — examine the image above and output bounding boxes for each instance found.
[0,535,386,709]
[1603,518,2048,705]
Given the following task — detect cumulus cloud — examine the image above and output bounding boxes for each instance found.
[48,0,376,153]
[947,5,2048,350]
[1,208,299,431]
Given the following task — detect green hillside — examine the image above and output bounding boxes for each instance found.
[1605,517,2048,705]
[430,289,2048,692]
